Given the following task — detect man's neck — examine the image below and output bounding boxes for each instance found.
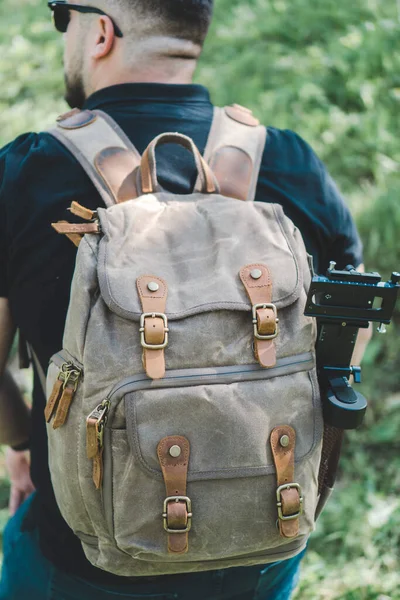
[91,60,197,94]
[90,36,201,93]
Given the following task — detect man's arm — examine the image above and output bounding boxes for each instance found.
[0,298,15,374]
[0,298,31,446]
[0,299,35,514]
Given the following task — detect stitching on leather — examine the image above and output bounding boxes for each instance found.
[158,437,189,468]
[137,276,167,301]
[240,264,272,289]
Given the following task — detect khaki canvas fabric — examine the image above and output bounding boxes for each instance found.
[45,110,322,577]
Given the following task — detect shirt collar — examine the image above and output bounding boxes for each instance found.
[84,83,211,110]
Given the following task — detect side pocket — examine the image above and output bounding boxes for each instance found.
[46,353,96,540]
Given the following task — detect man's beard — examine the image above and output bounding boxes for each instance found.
[64,70,86,110]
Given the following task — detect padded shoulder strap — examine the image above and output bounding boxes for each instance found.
[201,104,267,202]
[48,108,141,208]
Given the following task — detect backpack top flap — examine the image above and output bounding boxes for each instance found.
[96,193,303,322]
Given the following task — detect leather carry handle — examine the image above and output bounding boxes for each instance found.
[140,133,219,195]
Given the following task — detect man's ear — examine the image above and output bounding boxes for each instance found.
[91,16,115,59]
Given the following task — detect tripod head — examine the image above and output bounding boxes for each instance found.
[305,264,400,429]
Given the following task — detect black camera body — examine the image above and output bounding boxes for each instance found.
[305,264,400,429]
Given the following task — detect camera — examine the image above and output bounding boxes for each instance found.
[305,263,400,429]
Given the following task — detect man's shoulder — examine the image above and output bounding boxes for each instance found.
[1,130,67,165]
[0,130,78,198]
[262,126,322,175]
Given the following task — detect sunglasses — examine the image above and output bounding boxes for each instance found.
[48,1,123,38]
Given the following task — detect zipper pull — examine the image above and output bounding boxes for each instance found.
[45,362,73,423]
[52,367,82,430]
[86,401,110,489]
[45,376,64,423]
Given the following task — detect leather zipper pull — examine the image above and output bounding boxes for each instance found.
[93,448,104,490]
[53,386,75,430]
[46,363,82,427]
[86,401,110,489]
[52,366,82,429]
[45,377,64,423]
[68,201,96,221]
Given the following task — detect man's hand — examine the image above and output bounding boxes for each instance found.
[351,264,373,366]
[5,448,35,515]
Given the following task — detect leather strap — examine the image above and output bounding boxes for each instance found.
[270,426,302,539]
[69,201,96,221]
[48,109,141,207]
[52,222,100,235]
[140,133,219,195]
[197,105,267,201]
[136,276,169,380]
[315,424,344,519]
[51,221,100,248]
[239,264,278,368]
[157,436,191,554]
[52,386,75,430]
[86,416,104,489]
[45,378,63,423]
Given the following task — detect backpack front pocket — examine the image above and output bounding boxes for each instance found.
[100,354,322,563]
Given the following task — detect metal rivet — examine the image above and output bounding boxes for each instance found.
[147,282,159,292]
[169,445,182,458]
[250,269,262,280]
[280,435,290,448]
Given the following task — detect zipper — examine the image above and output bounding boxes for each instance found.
[45,362,83,429]
[86,400,111,453]
[86,352,314,453]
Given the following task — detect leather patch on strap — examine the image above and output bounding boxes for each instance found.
[57,109,97,130]
[209,146,252,201]
[225,104,260,127]
[136,276,169,380]
[157,436,191,554]
[94,147,140,203]
[239,264,278,368]
[270,426,302,539]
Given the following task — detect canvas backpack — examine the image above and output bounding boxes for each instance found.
[43,103,325,577]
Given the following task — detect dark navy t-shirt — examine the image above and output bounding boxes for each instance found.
[0,83,362,581]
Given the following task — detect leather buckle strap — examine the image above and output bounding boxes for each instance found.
[270,425,301,539]
[157,436,191,554]
[136,276,168,380]
[240,264,277,368]
[139,312,169,350]
[276,483,303,521]
[163,496,193,534]
[252,303,279,340]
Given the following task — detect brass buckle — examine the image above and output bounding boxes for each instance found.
[276,483,303,521]
[162,496,193,534]
[139,312,169,350]
[252,303,279,340]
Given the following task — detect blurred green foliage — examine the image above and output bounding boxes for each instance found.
[0,0,399,598]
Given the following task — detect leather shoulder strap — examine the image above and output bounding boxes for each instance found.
[48,108,141,208]
[201,104,267,202]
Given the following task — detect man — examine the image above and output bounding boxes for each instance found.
[0,0,367,598]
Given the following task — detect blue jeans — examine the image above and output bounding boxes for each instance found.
[0,495,305,600]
